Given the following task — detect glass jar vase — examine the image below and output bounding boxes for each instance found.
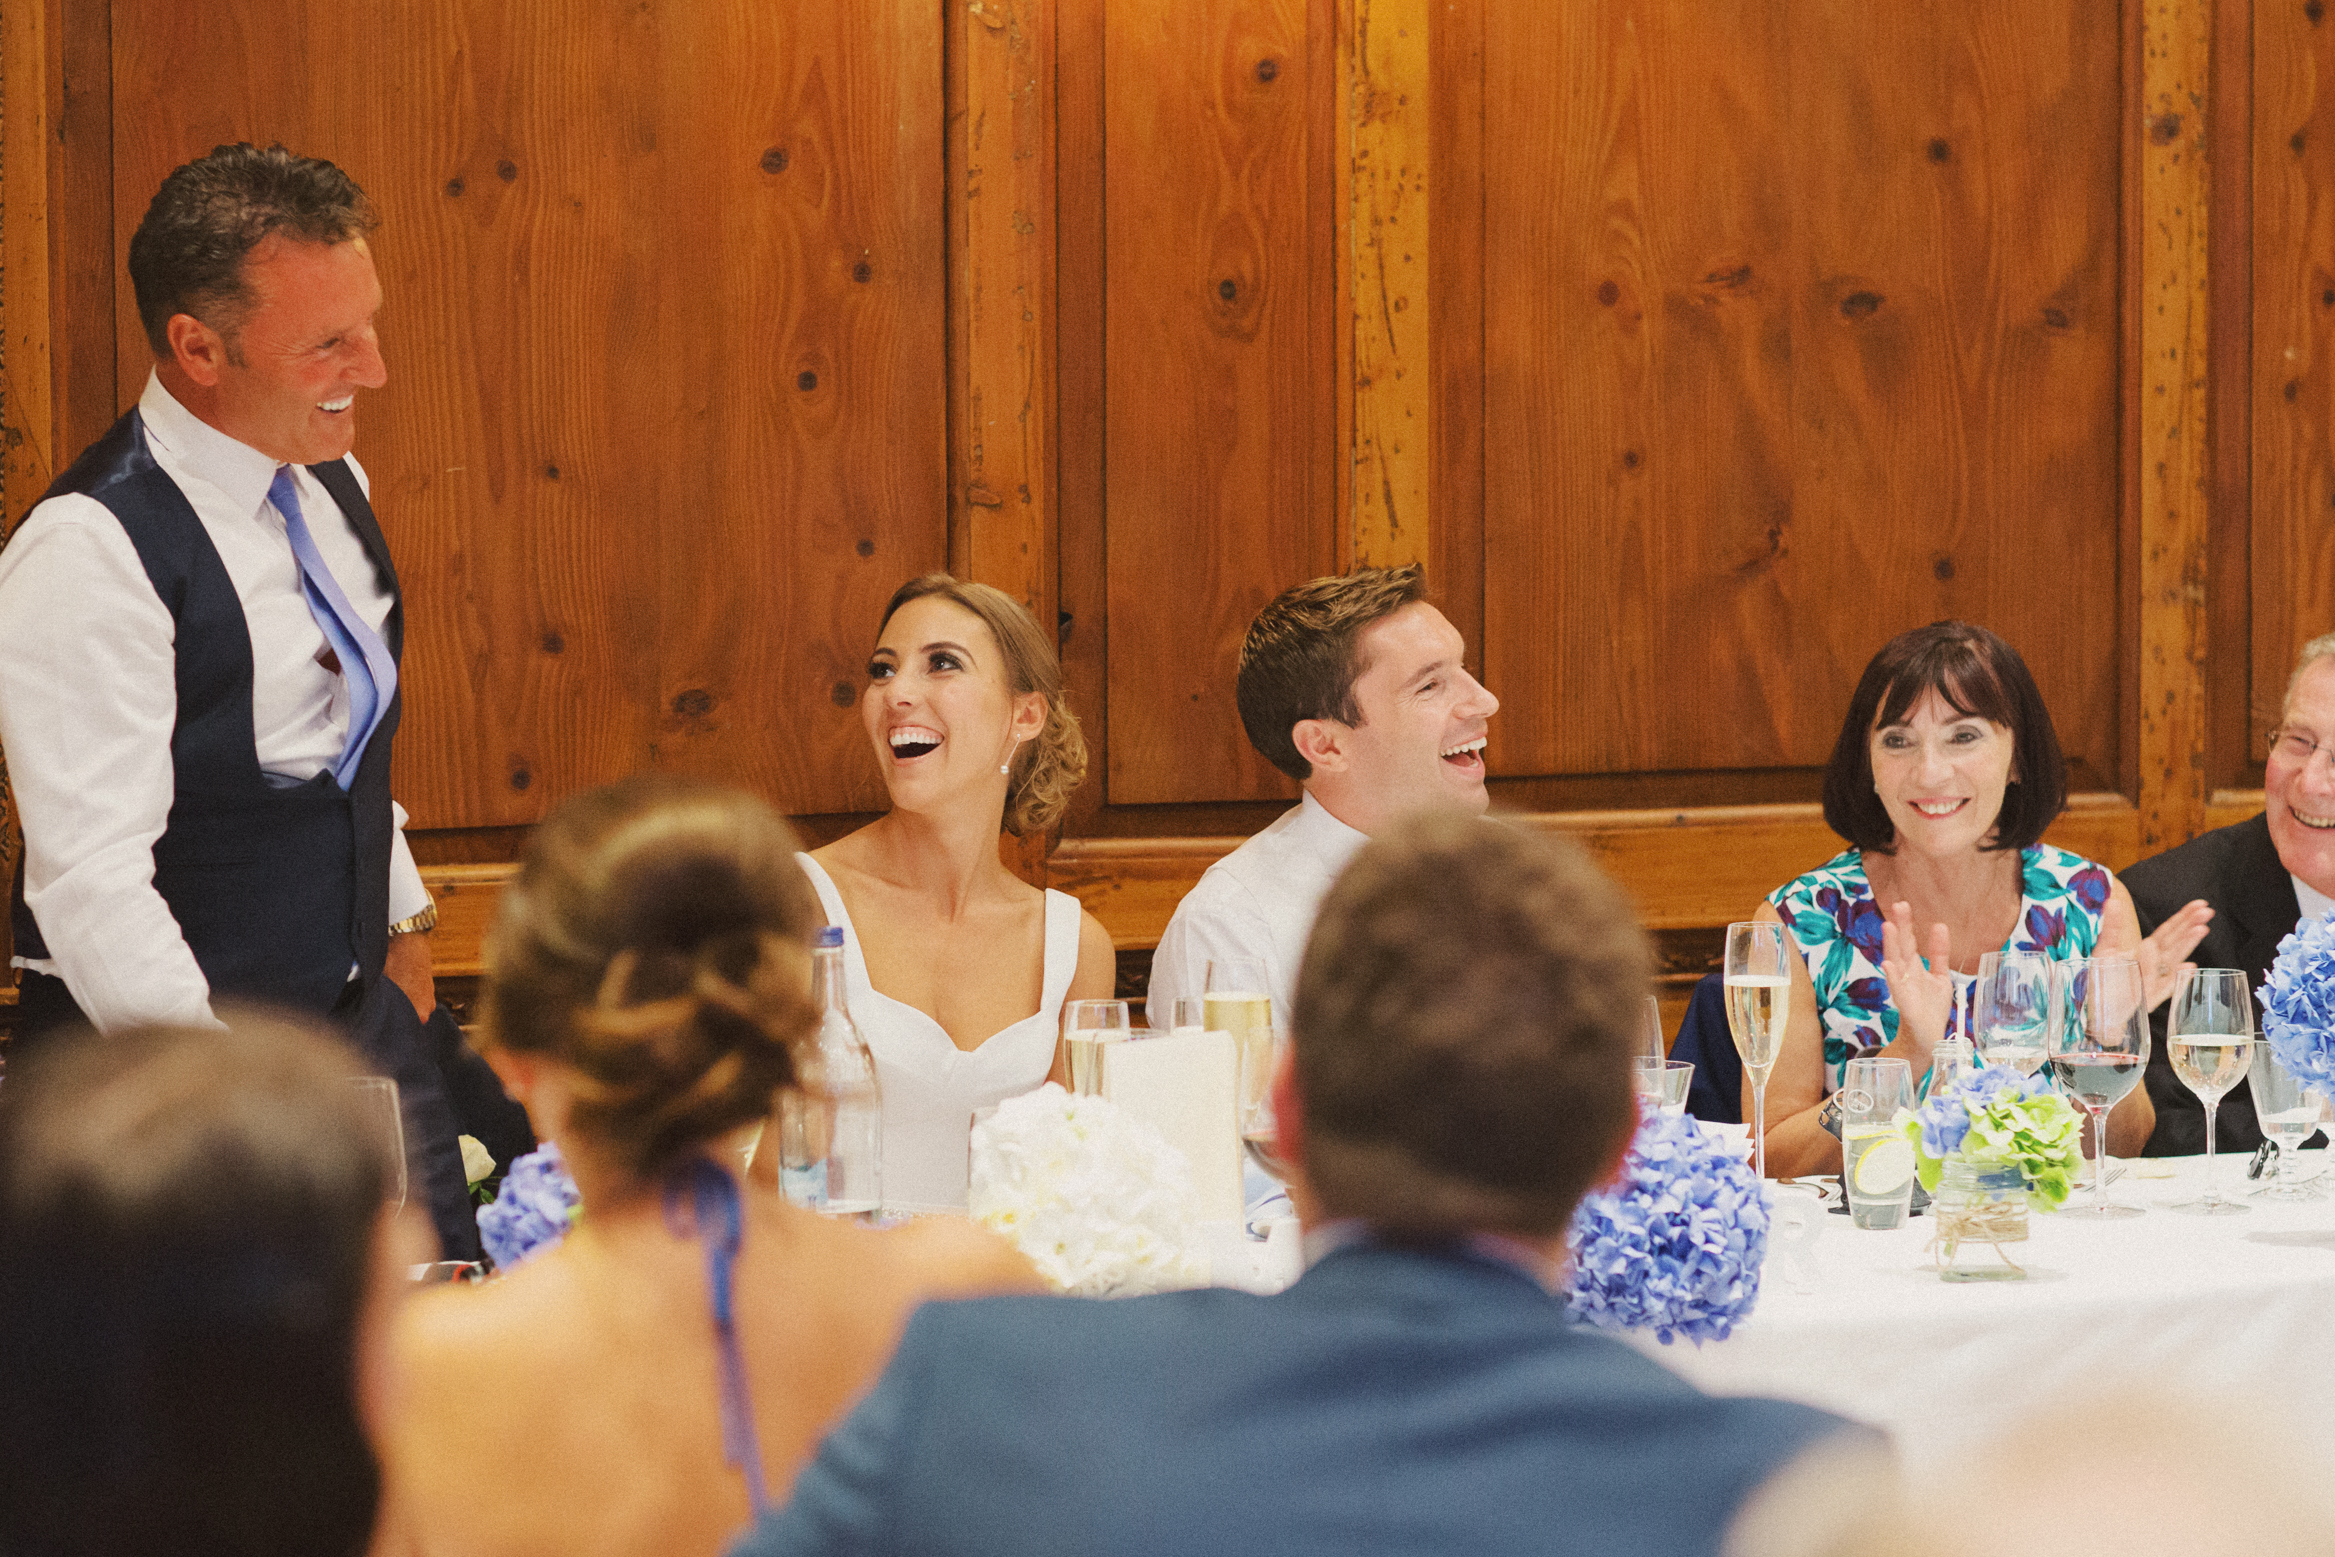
[1932,1159,2029,1282]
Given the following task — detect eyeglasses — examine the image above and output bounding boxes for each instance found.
[2268,727,2335,770]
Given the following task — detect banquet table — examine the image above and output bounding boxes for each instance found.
[1628,1151,2335,1459]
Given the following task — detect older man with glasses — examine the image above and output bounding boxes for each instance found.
[2123,632,2335,1156]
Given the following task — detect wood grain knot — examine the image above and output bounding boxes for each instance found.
[2042,306,2071,329]
[1219,279,1238,301]
[1621,449,1641,470]
[2295,130,2310,156]
[1840,292,1882,319]
[1256,58,1278,82]
[797,370,818,391]
[672,689,716,717]
[544,464,561,479]
[1702,264,1752,289]
[541,631,564,655]
[2310,0,2325,24]
[761,147,791,174]
[2322,289,2334,307]
[2147,113,2182,145]
[831,681,856,707]
[852,260,874,283]
[509,764,533,792]
[1596,280,1620,306]
[856,538,875,557]
[1934,556,1956,581]
[444,177,465,197]
[496,160,518,183]
[2287,378,2303,402]
[1926,139,1950,163]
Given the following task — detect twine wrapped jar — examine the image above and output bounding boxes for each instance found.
[1932,1159,2028,1282]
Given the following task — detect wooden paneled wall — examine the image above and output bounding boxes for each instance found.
[0,0,2325,1016]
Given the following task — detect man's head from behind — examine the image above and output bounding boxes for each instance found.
[1284,809,1646,1240]
[0,1013,403,1557]
[129,142,386,465]
[1235,566,1498,833]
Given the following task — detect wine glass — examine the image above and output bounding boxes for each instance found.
[1639,994,1669,1068]
[1059,999,1131,1094]
[2248,1042,2326,1201]
[2049,956,2147,1219]
[1972,949,2052,1076]
[1239,1027,1291,1184]
[349,1076,408,1212]
[2166,968,2254,1216]
[1723,921,1789,1180]
[1630,1060,1694,1118]
[1205,959,1273,1125]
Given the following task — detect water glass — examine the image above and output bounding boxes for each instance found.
[2166,968,2254,1216]
[2249,1045,2325,1201]
[1630,1058,1694,1118]
[2049,956,2148,1219]
[349,1076,408,1212]
[1639,995,1669,1068]
[1972,950,2053,1076]
[1060,999,1131,1094]
[1839,1057,1915,1229]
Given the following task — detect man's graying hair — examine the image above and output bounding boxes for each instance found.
[128,143,377,358]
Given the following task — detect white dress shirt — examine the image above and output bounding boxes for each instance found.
[1145,789,1369,1030]
[2296,875,2334,927]
[0,372,428,1031]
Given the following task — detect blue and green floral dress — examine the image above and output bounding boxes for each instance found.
[1767,845,2112,1094]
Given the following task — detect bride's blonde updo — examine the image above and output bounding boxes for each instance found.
[483,774,822,1181]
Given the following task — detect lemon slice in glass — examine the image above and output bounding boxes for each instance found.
[1851,1134,1917,1196]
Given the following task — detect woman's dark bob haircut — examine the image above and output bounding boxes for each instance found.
[1821,620,2068,854]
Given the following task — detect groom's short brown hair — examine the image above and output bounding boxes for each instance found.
[1235,565,1429,782]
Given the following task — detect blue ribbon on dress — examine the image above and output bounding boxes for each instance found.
[663,1157,771,1517]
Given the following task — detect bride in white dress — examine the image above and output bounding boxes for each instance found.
[795,575,1116,1211]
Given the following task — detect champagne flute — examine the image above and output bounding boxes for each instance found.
[2049,957,2147,1219]
[1972,949,2052,1076]
[1723,921,1789,1180]
[349,1076,408,1212]
[2248,1043,2326,1201]
[2166,968,2254,1216]
[1059,999,1131,1094]
[1205,959,1274,1126]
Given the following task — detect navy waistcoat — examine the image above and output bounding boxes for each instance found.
[11,409,402,1017]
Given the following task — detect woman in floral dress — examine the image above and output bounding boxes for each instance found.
[1753,623,2213,1178]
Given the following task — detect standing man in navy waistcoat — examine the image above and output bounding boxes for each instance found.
[0,144,498,1259]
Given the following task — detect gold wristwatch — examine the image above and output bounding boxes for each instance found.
[388,900,439,937]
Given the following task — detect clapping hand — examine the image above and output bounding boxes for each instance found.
[1878,901,1956,1054]
[2136,897,2214,1012]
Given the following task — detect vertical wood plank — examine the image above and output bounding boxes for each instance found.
[949,0,1057,882]
[2136,0,2213,850]
[0,0,55,524]
[2254,0,2335,744]
[1428,0,1484,664]
[1339,0,1430,570]
[1100,0,1331,805]
[1480,0,2124,789]
[1054,0,1108,838]
[2207,0,2252,791]
[51,0,106,457]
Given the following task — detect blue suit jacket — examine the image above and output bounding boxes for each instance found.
[733,1240,1863,1557]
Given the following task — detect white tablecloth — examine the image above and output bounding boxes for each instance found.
[1631,1152,2335,1459]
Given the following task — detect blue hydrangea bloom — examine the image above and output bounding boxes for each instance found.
[2262,910,2335,1094]
[478,1143,582,1270]
[1564,1108,1770,1346]
[1910,1063,2039,1159]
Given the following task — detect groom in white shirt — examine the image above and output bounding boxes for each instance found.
[1147,565,1499,1027]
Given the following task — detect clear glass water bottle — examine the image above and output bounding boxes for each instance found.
[794,926,881,1218]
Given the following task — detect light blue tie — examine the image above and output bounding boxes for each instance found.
[268,465,397,788]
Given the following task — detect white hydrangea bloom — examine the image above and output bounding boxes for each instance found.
[969,1084,1209,1297]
